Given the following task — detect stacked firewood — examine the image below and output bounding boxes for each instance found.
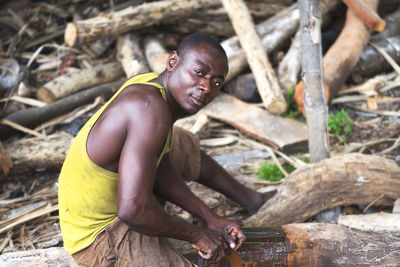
[0,0,400,265]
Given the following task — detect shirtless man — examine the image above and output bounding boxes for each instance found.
[58,33,272,266]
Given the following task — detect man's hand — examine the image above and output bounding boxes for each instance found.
[206,218,246,251]
[191,227,228,263]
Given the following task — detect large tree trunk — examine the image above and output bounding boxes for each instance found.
[299,0,330,163]
[213,223,400,266]
[221,0,287,114]
[36,62,124,103]
[244,153,400,226]
[64,0,221,47]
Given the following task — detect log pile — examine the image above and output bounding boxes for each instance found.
[0,0,400,265]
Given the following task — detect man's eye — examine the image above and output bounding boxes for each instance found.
[213,80,221,87]
[194,70,204,76]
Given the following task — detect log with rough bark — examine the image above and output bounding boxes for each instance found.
[343,0,386,31]
[116,33,150,78]
[299,0,330,163]
[0,80,122,140]
[64,0,221,47]
[143,36,169,74]
[221,0,287,114]
[245,153,400,226]
[36,61,124,103]
[0,141,12,175]
[215,223,400,266]
[338,212,400,236]
[1,132,73,178]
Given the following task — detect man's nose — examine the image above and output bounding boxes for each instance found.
[198,78,211,94]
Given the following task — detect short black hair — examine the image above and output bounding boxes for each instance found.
[176,33,227,62]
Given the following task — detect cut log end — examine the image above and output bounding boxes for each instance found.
[374,21,386,32]
[36,87,56,103]
[265,99,287,115]
[65,23,78,47]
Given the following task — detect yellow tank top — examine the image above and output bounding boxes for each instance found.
[58,73,172,254]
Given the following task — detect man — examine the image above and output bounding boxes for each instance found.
[58,33,273,266]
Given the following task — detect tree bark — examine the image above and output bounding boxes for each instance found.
[64,0,221,47]
[299,0,330,162]
[36,62,124,102]
[116,33,150,78]
[244,153,400,226]
[221,0,287,114]
[143,36,169,74]
[215,223,400,266]
[0,80,123,140]
[1,132,73,178]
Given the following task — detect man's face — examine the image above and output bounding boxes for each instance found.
[167,43,228,115]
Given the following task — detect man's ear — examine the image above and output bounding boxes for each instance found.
[166,51,179,71]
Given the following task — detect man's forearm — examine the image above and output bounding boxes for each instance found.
[118,193,202,243]
[154,157,220,226]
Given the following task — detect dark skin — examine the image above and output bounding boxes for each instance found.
[86,42,271,262]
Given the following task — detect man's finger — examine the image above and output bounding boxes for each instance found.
[234,230,246,250]
[198,250,212,260]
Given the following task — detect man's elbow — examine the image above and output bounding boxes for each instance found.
[117,203,146,229]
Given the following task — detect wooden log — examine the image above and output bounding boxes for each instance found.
[221,0,287,114]
[278,30,301,91]
[244,153,400,226]
[213,223,400,266]
[0,80,122,140]
[0,247,77,267]
[299,0,330,163]
[64,0,221,47]
[1,132,72,178]
[169,3,288,38]
[116,33,150,78]
[202,93,308,152]
[223,73,261,103]
[143,36,169,74]
[338,212,400,236]
[0,141,12,175]
[36,61,124,103]
[323,0,378,98]
[223,0,339,82]
[343,0,386,31]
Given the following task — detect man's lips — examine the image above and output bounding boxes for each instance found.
[190,95,204,107]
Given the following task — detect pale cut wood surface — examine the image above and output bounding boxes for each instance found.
[221,0,286,114]
[202,93,308,151]
[36,62,124,102]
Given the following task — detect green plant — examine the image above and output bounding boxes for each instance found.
[328,108,353,143]
[282,88,304,121]
[255,163,296,182]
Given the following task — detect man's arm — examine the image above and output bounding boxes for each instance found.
[154,155,245,250]
[116,94,227,262]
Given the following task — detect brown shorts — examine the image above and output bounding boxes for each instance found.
[72,127,200,266]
